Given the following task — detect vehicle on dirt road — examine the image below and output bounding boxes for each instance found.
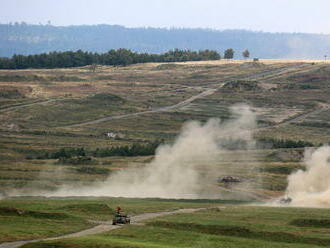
[218,176,241,183]
[112,213,131,225]
[279,196,292,204]
[112,206,131,225]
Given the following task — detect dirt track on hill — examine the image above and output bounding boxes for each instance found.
[0,63,314,128]
[258,102,330,132]
[64,63,313,128]
[66,88,217,127]
[0,99,58,112]
[0,208,204,248]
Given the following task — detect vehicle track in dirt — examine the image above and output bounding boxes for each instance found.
[257,102,330,132]
[65,88,217,128]
[0,63,315,127]
[63,63,313,128]
[0,208,205,248]
[0,99,58,112]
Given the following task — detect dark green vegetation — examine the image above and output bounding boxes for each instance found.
[20,206,330,248]
[23,138,313,162]
[0,49,220,69]
[256,138,315,149]
[28,141,162,160]
[224,48,234,59]
[290,218,330,228]
[0,74,84,82]
[2,23,330,59]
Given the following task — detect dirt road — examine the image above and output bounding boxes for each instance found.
[0,99,58,112]
[0,208,204,248]
[66,88,217,127]
[65,63,314,128]
[258,102,330,132]
[0,63,314,128]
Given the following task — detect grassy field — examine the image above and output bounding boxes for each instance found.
[0,148,306,198]
[1,60,329,196]
[18,204,330,248]
[0,60,330,247]
[0,197,238,243]
[1,61,329,140]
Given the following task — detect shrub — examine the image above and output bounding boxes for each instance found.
[57,156,96,165]
[75,167,109,175]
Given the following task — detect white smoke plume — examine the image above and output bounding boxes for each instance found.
[18,104,257,199]
[285,145,330,207]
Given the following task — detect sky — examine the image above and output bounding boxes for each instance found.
[1,0,329,34]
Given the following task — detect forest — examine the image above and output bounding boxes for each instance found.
[0,48,221,69]
[1,23,330,59]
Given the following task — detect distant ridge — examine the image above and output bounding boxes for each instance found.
[1,23,330,59]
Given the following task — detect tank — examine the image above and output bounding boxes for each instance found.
[279,196,292,204]
[112,212,131,225]
[218,176,241,183]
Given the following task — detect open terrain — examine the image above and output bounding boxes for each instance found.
[0,59,329,195]
[0,59,330,247]
[0,197,230,244]
[1,198,330,248]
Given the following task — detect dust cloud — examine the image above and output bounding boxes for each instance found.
[285,145,330,207]
[19,104,257,199]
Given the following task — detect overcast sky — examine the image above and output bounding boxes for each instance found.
[1,0,329,34]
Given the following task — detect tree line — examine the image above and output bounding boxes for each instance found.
[0,49,222,69]
[257,138,314,149]
[27,141,162,160]
[3,23,329,59]
[91,141,160,157]
[218,137,314,150]
[24,137,317,161]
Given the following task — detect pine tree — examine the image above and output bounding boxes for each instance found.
[242,49,250,59]
[224,49,234,59]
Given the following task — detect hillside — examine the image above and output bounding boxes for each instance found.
[1,60,330,247]
[1,23,330,59]
[0,60,329,198]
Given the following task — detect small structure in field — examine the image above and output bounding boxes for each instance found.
[106,132,125,139]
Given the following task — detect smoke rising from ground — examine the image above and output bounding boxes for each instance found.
[12,104,257,199]
[285,146,330,207]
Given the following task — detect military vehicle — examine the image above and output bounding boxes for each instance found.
[112,212,131,225]
[279,196,292,204]
[218,176,241,183]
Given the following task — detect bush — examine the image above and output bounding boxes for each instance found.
[260,165,304,175]
[295,121,330,128]
[57,156,96,165]
[0,89,24,98]
[75,167,109,175]
[92,141,162,157]
[24,140,162,160]
[256,138,314,149]
[52,147,86,159]
[219,137,314,150]
[290,219,330,228]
